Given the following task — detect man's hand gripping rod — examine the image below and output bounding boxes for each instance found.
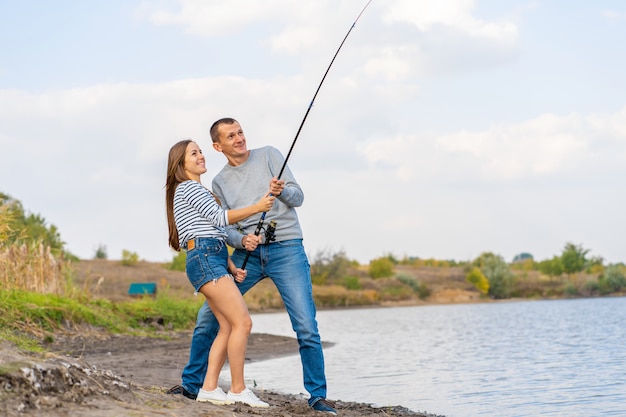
[239,0,372,269]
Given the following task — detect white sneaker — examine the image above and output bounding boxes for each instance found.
[227,387,269,408]
[196,387,234,405]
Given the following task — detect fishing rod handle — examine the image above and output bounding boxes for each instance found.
[241,252,252,270]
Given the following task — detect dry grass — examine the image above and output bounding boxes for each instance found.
[0,241,69,294]
[68,260,485,310]
[0,203,68,294]
[70,259,197,302]
[71,260,298,311]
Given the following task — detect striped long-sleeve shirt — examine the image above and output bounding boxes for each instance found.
[174,180,228,249]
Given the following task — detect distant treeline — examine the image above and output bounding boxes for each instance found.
[2,191,625,303]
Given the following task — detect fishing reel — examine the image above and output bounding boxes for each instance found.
[264,220,277,243]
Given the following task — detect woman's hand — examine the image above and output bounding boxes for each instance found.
[232,267,247,283]
[256,192,275,213]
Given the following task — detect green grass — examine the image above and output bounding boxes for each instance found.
[0,288,205,351]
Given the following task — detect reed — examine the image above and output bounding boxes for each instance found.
[0,206,70,295]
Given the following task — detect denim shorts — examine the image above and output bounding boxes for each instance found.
[185,237,230,292]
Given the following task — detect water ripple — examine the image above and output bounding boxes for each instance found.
[245,297,626,417]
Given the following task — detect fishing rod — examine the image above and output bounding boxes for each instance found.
[241,0,373,269]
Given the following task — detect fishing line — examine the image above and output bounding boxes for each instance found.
[241,0,373,269]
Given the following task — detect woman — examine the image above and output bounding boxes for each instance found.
[165,139,273,408]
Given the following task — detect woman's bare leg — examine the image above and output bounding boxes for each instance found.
[199,276,252,393]
[200,297,231,391]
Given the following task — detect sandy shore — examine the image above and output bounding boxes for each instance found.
[0,330,443,417]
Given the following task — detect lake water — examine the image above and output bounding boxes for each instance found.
[239,297,626,417]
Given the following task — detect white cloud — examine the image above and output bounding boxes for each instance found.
[363,46,417,82]
[137,0,283,36]
[360,109,626,184]
[135,0,520,82]
[384,0,516,39]
[440,111,626,179]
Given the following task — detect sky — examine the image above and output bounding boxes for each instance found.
[1,0,625,265]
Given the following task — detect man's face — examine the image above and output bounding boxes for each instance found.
[212,121,248,158]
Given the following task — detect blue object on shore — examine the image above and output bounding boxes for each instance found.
[128,282,157,297]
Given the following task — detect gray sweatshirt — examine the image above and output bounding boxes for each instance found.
[211,146,304,249]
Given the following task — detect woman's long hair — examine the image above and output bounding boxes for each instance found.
[165,139,193,251]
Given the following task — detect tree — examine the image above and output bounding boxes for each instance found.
[94,244,108,259]
[0,192,65,253]
[537,256,564,277]
[586,255,604,274]
[560,242,589,274]
[512,252,533,263]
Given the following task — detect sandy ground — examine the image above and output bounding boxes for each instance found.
[0,260,477,416]
[0,330,443,417]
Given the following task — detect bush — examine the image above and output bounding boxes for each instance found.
[168,251,186,271]
[416,284,432,300]
[312,286,379,307]
[378,279,413,301]
[537,256,564,277]
[396,274,431,299]
[121,250,139,266]
[343,275,361,290]
[465,267,489,295]
[396,274,417,290]
[310,249,352,285]
[600,264,626,292]
[564,282,579,296]
[511,258,535,271]
[369,257,394,279]
[586,256,605,274]
[473,252,514,299]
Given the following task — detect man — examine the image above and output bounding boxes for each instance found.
[168,117,336,415]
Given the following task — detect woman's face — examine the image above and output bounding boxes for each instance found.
[183,141,207,180]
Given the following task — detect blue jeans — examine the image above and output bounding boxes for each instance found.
[181,239,327,403]
[185,238,229,291]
